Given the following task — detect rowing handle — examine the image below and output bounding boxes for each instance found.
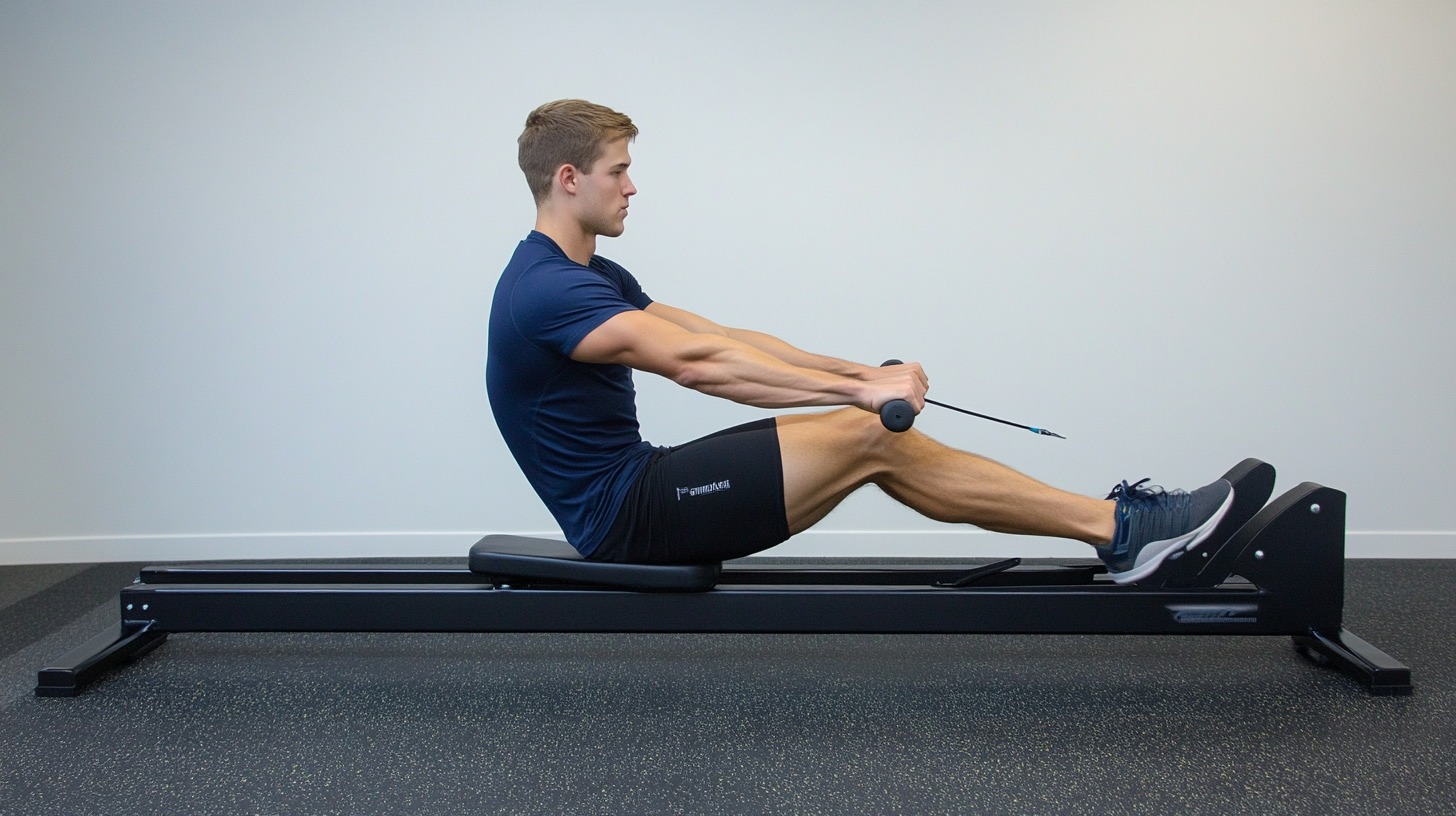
[879,359,915,432]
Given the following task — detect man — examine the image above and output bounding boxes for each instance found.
[487,99,1234,584]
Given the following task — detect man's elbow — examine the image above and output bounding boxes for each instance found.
[656,338,736,391]
[670,359,714,391]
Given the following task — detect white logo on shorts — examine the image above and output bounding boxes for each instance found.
[676,479,731,501]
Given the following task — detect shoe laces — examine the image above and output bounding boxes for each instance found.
[1107,478,1161,504]
[1104,478,1192,556]
[1107,478,1190,510]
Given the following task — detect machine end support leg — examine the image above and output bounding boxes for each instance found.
[1293,628,1413,696]
[35,622,168,697]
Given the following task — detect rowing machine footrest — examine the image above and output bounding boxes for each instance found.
[468,535,721,592]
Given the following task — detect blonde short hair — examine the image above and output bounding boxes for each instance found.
[518,100,638,203]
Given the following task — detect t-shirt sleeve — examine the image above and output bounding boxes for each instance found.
[510,259,649,357]
[597,256,653,311]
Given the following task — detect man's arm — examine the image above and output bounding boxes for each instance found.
[571,305,926,413]
[645,302,878,379]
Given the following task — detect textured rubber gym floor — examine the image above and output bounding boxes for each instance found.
[1,558,1452,815]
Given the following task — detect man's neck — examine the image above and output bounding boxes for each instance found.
[534,213,596,266]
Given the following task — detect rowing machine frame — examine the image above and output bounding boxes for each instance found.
[35,459,1412,697]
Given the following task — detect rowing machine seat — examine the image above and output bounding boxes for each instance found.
[468,535,721,592]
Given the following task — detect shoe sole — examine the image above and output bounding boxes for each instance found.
[1108,483,1236,585]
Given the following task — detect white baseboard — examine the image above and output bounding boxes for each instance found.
[0,532,488,566]
[1,529,1452,565]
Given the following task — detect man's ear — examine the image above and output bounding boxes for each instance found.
[555,163,579,195]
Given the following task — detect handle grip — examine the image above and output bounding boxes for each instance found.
[879,359,914,432]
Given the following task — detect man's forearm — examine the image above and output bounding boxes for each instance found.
[723,327,869,379]
[671,334,874,410]
[645,302,868,378]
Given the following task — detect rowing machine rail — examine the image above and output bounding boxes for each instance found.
[35,459,1412,697]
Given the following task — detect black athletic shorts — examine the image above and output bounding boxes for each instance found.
[590,418,791,564]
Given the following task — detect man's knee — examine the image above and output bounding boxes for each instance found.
[778,407,909,465]
[775,409,902,533]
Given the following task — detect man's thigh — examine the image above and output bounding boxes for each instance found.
[605,418,792,563]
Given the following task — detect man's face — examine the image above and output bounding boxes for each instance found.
[575,138,636,238]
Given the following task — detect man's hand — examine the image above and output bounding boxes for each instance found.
[855,361,929,415]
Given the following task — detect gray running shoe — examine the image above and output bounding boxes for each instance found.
[1096,478,1235,584]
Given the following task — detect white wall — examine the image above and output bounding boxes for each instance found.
[2,1,1453,564]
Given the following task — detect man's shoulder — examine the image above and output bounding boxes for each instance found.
[506,231,569,274]
[499,232,647,313]
[506,233,628,280]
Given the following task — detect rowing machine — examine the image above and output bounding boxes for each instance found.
[35,459,1412,697]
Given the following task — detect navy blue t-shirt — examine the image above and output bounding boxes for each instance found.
[487,231,658,556]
